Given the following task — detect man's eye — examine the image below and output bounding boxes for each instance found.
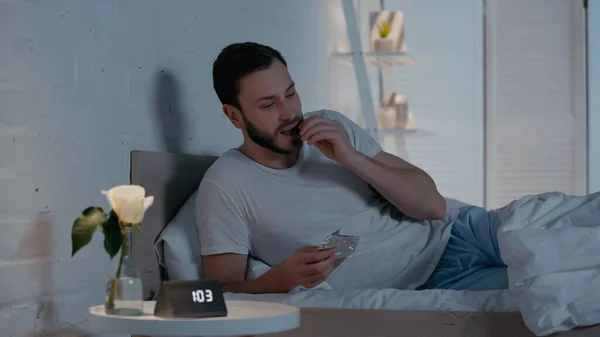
[286,92,296,97]
[262,103,275,108]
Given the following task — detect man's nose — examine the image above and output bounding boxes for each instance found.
[279,101,295,120]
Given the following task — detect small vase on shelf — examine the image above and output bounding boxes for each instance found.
[374,38,394,52]
[380,93,411,129]
[378,107,397,129]
[105,228,143,316]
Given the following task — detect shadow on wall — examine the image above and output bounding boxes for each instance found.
[154,70,186,154]
[131,70,191,299]
[17,215,87,337]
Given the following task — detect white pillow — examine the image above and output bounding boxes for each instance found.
[155,190,204,280]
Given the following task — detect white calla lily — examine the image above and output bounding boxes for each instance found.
[101,185,154,225]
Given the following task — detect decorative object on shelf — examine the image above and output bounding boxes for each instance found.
[71,185,154,316]
[378,107,396,129]
[374,22,393,51]
[369,10,407,52]
[378,93,413,129]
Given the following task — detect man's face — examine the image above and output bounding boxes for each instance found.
[234,60,303,155]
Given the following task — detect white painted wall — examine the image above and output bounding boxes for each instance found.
[0,1,328,336]
[589,0,600,193]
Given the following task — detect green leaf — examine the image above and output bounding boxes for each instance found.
[71,206,106,257]
[102,210,123,259]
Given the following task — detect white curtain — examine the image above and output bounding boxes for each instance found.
[485,0,587,209]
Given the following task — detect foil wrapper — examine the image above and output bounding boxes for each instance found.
[319,230,359,269]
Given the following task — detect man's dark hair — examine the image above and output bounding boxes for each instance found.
[212,42,287,109]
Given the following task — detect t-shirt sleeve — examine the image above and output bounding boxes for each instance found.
[195,180,251,256]
[324,109,382,157]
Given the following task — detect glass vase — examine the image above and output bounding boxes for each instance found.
[105,229,143,316]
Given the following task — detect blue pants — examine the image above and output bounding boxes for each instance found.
[418,206,508,291]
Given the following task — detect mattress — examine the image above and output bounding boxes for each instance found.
[224,288,518,312]
[225,290,600,337]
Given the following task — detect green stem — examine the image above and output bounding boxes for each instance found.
[105,232,128,311]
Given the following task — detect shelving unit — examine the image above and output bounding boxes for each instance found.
[331,0,432,160]
[331,51,420,67]
[379,128,435,136]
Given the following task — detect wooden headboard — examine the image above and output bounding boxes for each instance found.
[129,150,218,300]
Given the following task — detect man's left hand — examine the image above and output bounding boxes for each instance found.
[299,116,357,166]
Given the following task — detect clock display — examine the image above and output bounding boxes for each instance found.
[154,280,228,318]
[192,289,214,303]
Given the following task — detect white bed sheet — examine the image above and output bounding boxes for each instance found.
[224,288,519,312]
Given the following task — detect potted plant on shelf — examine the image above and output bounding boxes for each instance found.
[70,185,154,316]
[374,21,393,52]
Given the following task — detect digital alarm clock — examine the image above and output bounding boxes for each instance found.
[153,280,228,318]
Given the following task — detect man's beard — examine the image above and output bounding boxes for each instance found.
[241,112,303,155]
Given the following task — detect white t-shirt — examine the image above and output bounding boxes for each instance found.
[196,109,457,290]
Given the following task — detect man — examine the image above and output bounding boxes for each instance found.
[196,41,506,293]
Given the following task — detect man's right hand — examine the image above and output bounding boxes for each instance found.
[267,246,337,292]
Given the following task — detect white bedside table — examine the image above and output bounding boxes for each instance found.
[89,300,300,337]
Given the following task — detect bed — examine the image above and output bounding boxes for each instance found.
[129,149,600,337]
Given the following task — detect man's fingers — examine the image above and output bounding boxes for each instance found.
[302,259,336,288]
[303,269,328,287]
[313,248,337,261]
[300,124,338,142]
[300,118,338,134]
[299,116,337,133]
[303,275,325,288]
[297,247,336,264]
[299,246,320,252]
[299,254,335,276]
[306,131,339,145]
[312,255,336,274]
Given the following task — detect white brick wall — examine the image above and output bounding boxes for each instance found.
[0,0,328,336]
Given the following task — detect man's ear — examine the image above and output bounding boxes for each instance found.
[222,104,244,130]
